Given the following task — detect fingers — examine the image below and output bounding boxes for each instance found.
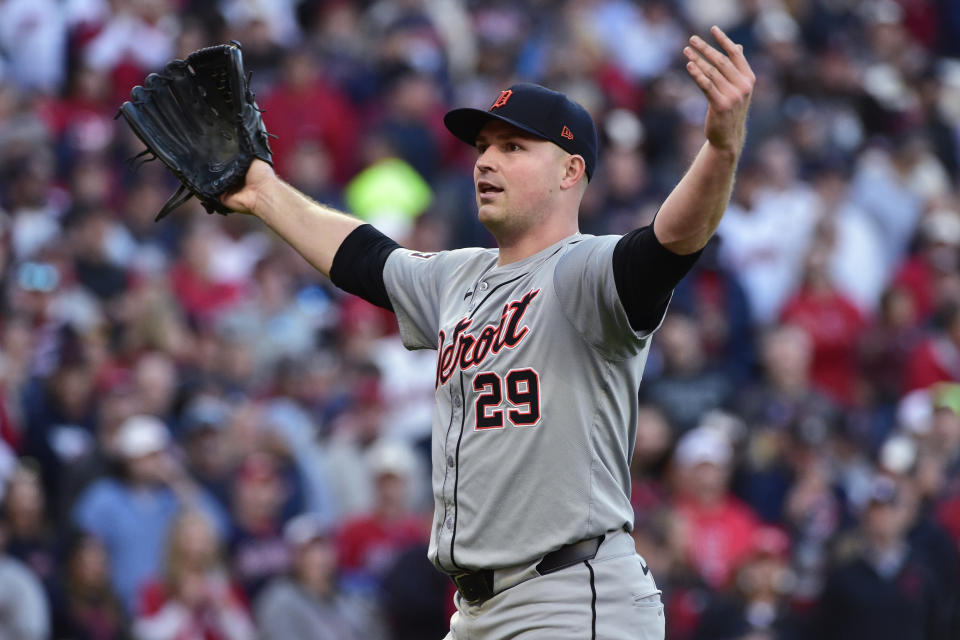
[683,26,755,106]
[684,56,718,97]
[683,45,734,98]
[709,26,755,80]
[688,35,740,90]
[687,28,754,90]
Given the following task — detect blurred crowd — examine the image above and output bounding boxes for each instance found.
[0,0,959,638]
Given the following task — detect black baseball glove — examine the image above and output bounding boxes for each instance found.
[117,42,273,221]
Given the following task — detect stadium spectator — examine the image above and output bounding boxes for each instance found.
[892,208,960,323]
[321,370,390,518]
[135,510,255,640]
[259,47,359,184]
[809,159,888,316]
[903,301,960,392]
[817,474,946,640]
[72,415,228,612]
[380,542,451,640]
[22,331,99,517]
[50,531,129,640]
[0,507,49,639]
[226,452,293,601]
[849,136,941,264]
[736,323,840,435]
[672,236,756,385]
[255,513,386,640]
[2,463,57,590]
[167,222,248,325]
[178,395,234,509]
[641,311,735,433]
[717,139,819,325]
[692,525,805,640]
[779,236,867,406]
[671,425,762,590]
[336,440,429,594]
[859,286,925,409]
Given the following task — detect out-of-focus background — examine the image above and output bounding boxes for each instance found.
[0,0,958,638]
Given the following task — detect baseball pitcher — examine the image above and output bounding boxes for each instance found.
[119,26,754,639]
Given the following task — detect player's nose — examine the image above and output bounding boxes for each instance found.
[475,147,498,173]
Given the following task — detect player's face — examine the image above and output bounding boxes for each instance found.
[473,121,570,236]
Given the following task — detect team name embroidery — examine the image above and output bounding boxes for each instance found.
[435,289,540,387]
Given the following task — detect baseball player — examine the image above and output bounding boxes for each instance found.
[221,25,754,640]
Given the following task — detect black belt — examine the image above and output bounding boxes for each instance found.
[452,535,605,604]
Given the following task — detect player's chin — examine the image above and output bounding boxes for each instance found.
[476,202,501,224]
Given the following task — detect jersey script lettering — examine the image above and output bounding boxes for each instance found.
[435,289,540,387]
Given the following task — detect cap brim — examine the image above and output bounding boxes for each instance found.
[444,108,549,147]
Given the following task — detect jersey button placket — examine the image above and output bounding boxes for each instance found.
[441,381,462,558]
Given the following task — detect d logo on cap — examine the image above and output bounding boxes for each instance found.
[490,90,513,110]
[444,82,599,180]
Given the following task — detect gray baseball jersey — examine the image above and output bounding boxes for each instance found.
[383,232,661,573]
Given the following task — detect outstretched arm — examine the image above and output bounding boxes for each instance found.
[653,26,755,255]
[221,159,365,278]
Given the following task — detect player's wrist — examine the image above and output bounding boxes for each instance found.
[241,168,285,220]
[703,138,742,164]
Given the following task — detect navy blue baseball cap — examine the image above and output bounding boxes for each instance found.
[444,83,599,180]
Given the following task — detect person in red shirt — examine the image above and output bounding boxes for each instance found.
[904,303,960,392]
[336,440,429,592]
[780,237,866,406]
[36,64,117,159]
[859,286,925,405]
[892,210,960,324]
[259,48,359,185]
[167,222,247,324]
[671,425,761,591]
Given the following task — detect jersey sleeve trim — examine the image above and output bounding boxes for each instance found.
[329,224,401,311]
[612,226,703,333]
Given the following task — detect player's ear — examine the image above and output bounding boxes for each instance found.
[560,154,587,191]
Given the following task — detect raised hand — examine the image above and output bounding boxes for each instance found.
[683,26,755,157]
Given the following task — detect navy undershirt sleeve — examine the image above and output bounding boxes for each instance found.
[329,224,401,311]
[612,226,703,333]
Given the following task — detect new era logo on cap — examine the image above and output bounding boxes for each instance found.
[444,83,598,180]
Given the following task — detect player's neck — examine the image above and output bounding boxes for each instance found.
[493,205,581,266]
[496,224,579,266]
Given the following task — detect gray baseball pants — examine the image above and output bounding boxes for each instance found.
[444,529,664,639]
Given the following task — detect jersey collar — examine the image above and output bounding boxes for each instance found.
[490,233,584,277]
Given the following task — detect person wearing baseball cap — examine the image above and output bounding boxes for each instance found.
[817,473,947,639]
[443,82,599,182]
[71,415,230,611]
[695,525,800,638]
[219,18,755,639]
